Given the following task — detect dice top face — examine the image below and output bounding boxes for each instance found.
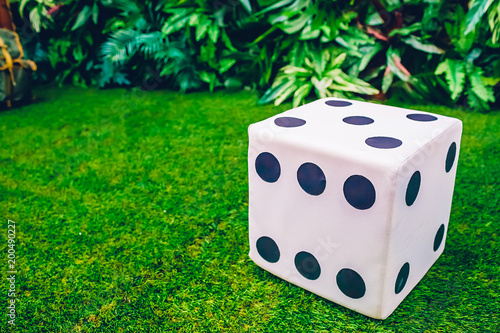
[249,98,461,172]
[248,99,463,319]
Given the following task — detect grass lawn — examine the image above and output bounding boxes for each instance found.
[0,85,499,332]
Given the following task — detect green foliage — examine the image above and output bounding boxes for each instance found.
[17,0,56,33]
[0,86,499,331]
[464,0,495,35]
[160,1,240,91]
[435,59,466,101]
[488,0,500,44]
[433,0,500,110]
[435,55,497,110]
[12,0,130,86]
[10,0,500,110]
[259,49,378,107]
[98,1,167,87]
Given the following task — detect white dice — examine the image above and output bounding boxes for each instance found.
[247,98,462,319]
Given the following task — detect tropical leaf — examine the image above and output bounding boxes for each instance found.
[19,0,31,15]
[467,88,490,110]
[195,17,210,41]
[262,46,378,106]
[464,0,495,35]
[331,53,347,69]
[387,48,411,82]
[219,58,236,74]
[239,0,252,13]
[103,0,140,15]
[137,32,164,57]
[488,0,500,44]
[311,76,334,98]
[357,43,383,73]
[292,83,312,107]
[328,70,379,95]
[29,8,42,33]
[255,0,294,16]
[278,11,312,34]
[101,28,164,78]
[382,67,393,94]
[468,66,495,104]
[435,59,466,101]
[207,25,219,43]
[162,8,192,35]
[274,81,299,105]
[388,23,422,37]
[401,35,444,54]
[199,71,218,92]
[92,3,99,25]
[258,81,288,104]
[482,76,500,86]
[72,5,92,31]
[282,65,311,75]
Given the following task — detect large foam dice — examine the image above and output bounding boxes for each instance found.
[247,98,462,319]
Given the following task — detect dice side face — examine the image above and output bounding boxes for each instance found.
[380,120,463,319]
[247,98,463,319]
[248,135,397,318]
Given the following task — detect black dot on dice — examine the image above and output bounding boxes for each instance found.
[405,171,421,206]
[343,116,374,125]
[445,142,457,173]
[274,116,306,128]
[294,251,321,280]
[365,136,402,149]
[343,175,376,210]
[406,113,438,122]
[434,224,445,251]
[325,100,352,107]
[297,162,326,196]
[336,268,366,299]
[256,236,280,263]
[255,152,280,183]
[395,262,410,294]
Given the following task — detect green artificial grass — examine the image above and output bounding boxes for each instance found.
[0,86,499,332]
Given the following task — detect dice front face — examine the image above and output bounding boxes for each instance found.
[248,99,462,319]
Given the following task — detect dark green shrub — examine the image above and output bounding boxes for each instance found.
[13,0,125,86]
[11,0,500,110]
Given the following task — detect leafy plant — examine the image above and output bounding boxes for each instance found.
[99,1,168,87]
[254,0,373,105]
[434,0,500,110]
[488,0,500,44]
[159,1,246,92]
[259,48,379,107]
[14,0,57,33]
[435,57,497,110]
[354,1,448,97]
[13,0,129,86]
[351,0,499,111]
[9,0,500,110]
[253,0,357,43]
[100,0,252,91]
